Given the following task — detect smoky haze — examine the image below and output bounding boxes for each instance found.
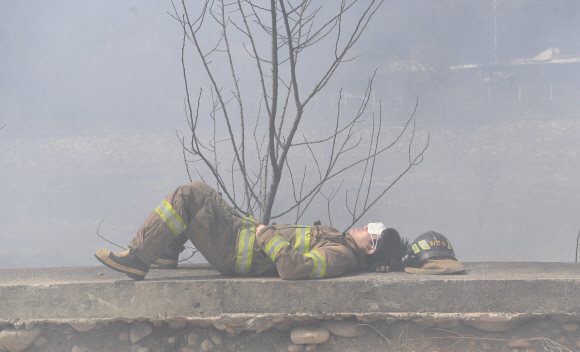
[1,1,579,268]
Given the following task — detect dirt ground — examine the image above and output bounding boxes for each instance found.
[18,315,580,352]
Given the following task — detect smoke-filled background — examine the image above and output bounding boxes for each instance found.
[1,0,579,268]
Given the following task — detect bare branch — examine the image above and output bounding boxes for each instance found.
[96,219,127,251]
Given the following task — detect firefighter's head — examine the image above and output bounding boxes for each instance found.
[349,225,380,255]
[367,227,410,271]
[349,224,409,271]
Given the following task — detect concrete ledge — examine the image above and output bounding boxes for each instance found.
[1,262,580,328]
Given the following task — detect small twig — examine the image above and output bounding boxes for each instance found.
[398,321,412,350]
[96,219,127,251]
[178,246,199,264]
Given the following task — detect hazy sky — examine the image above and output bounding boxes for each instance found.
[1,1,580,268]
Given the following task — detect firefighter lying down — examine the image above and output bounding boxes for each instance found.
[95,182,464,280]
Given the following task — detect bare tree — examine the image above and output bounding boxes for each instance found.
[170,0,429,230]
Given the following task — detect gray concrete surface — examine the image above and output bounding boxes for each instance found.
[1,263,579,325]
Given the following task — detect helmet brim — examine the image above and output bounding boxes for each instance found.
[404,258,465,275]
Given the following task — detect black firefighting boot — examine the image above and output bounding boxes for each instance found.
[151,237,186,269]
[152,252,179,269]
[94,248,150,280]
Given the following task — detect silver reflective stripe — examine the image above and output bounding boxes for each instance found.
[267,237,288,260]
[155,200,187,235]
[310,251,324,278]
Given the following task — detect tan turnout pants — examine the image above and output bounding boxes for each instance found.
[128,181,244,275]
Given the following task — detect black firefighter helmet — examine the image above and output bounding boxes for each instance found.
[402,231,457,268]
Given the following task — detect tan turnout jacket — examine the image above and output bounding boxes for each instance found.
[247,223,368,279]
[129,181,368,280]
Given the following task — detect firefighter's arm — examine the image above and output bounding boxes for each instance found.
[256,226,350,280]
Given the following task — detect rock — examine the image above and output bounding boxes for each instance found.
[274,321,294,332]
[169,321,187,330]
[32,336,47,347]
[0,327,43,352]
[551,328,561,337]
[551,314,580,323]
[385,317,397,324]
[188,332,201,346]
[287,345,303,352]
[563,323,579,331]
[119,331,130,342]
[480,342,492,350]
[214,322,227,330]
[130,321,152,343]
[506,339,530,348]
[69,322,98,332]
[167,336,177,344]
[360,317,378,323]
[290,327,330,345]
[200,339,214,352]
[576,339,580,348]
[189,321,214,329]
[556,336,566,344]
[321,321,363,338]
[71,346,85,352]
[151,320,164,327]
[136,348,150,352]
[24,322,36,330]
[421,341,432,348]
[305,344,317,351]
[436,320,459,328]
[412,318,436,328]
[130,345,142,352]
[210,331,223,345]
[463,319,519,332]
[66,334,75,340]
[538,320,550,329]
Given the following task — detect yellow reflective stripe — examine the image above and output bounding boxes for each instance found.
[419,240,430,250]
[265,235,290,262]
[412,243,420,253]
[447,239,453,250]
[154,200,187,236]
[305,250,326,279]
[294,227,311,254]
[235,217,256,276]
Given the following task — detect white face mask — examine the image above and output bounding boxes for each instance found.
[367,222,386,250]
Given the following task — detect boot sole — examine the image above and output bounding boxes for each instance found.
[152,257,178,269]
[151,263,178,269]
[94,249,147,280]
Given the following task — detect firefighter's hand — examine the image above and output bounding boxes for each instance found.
[256,224,266,233]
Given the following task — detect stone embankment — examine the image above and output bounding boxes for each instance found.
[3,313,580,351]
[2,262,580,351]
